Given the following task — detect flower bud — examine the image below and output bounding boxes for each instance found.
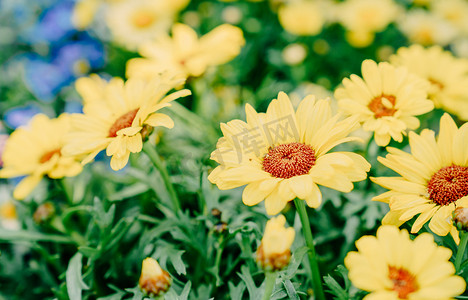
[256,215,295,271]
[454,207,468,231]
[33,202,56,224]
[139,258,171,296]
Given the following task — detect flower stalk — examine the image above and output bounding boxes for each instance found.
[262,271,277,300]
[294,198,325,300]
[455,231,468,272]
[143,143,181,212]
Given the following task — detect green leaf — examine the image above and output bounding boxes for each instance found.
[0,229,73,244]
[282,280,300,300]
[78,246,100,258]
[108,183,150,201]
[178,281,191,300]
[168,250,186,275]
[237,265,261,300]
[284,246,308,279]
[66,253,89,300]
[228,281,246,300]
[323,274,347,300]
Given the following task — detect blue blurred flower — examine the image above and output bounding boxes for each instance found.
[3,104,43,129]
[22,37,105,101]
[21,0,76,45]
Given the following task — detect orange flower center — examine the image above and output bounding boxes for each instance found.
[39,149,61,164]
[368,94,397,118]
[428,78,444,91]
[108,109,139,138]
[262,142,316,179]
[427,165,468,206]
[132,11,156,28]
[388,266,418,299]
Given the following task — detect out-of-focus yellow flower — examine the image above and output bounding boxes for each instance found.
[344,30,375,48]
[345,226,466,300]
[371,114,468,243]
[139,257,171,296]
[398,9,458,46]
[337,0,400,47]
[0,114,83,200]
[105,0,189,50]
[256,215,295,270]
[278,1,325,36]
[0,200,19,230]
[208,92,370,215]
[335,59,433,147]
[126,23,245,79]
[432,0,468,36]
[0,201,16,220]
[62,73,191,171]
[72,0,101,30]
[390,45,468,120]
[282,43,307,66]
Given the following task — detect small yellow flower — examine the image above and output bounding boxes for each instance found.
[208,92,370,215]
[390,45,468,120]
[345,225,466,300]
[139,257,171,296]
[72,0,100,29]
[432,0,468,36]
[0,114,83,200]
[371,114,468,243]
[0,201,16,220]
[336,0,400,47]
[105,0,187,50]
[256,215,295,270]
[126,23,245,79]
[62,73,191,171]
[397,9,458,46]
[335,59,433,146]
[0,200,19,230]
[278,1,325,36]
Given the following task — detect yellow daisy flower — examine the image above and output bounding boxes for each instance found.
[105,0,187,50]
[208,92,370,215]
[0,114,83,200]
[372,113,468,242]
[126,23,245,80]
[345,225,466,300]
[390,45,468,121]
[335,59,434,147]
[62,73,191,171]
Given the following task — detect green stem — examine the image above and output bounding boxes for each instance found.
[455,231,468,272]
[294,198,326,300]
[262,271,277,300]
[142,143,181,212]
[59,178,73,205]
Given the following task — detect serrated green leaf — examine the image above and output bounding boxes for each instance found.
[284,246,308,279]
[169,250,186,275]
[228,281,246,300]
[66,253,89,300]
[283,280,299,300]
[323,274,347,300]
[178,281,191,300]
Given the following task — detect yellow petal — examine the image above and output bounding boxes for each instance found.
[13,175,43,200]
[144,113,174,129]
[242,178,280,206]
